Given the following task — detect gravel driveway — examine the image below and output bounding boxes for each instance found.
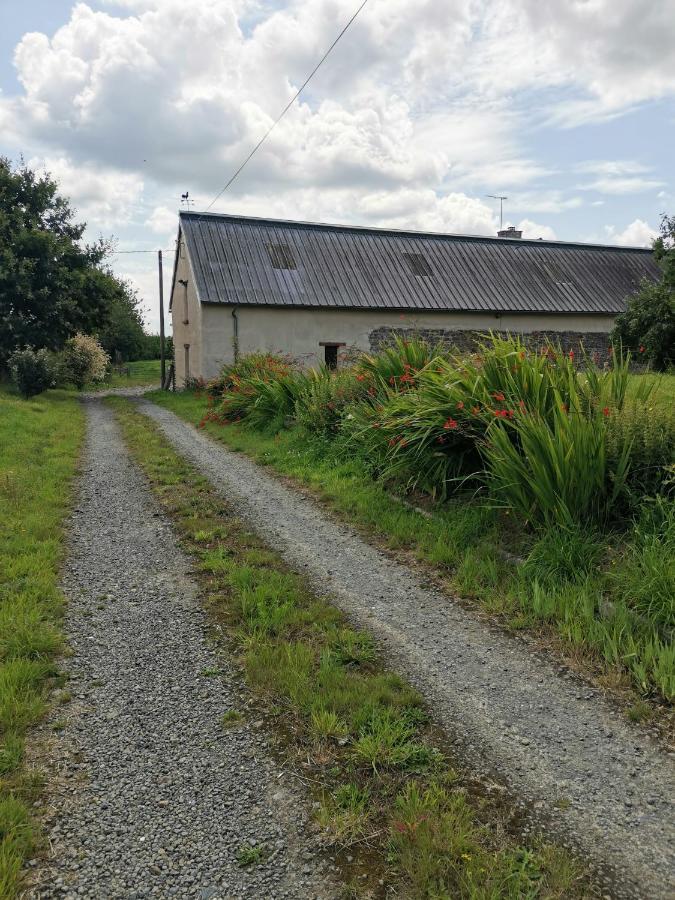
[33,400,336,899]
[140,400,675,900]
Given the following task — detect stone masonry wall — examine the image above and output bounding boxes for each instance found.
[369,326,612,360]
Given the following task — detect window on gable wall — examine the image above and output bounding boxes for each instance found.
[267,243,296,270]
[402,252,433,276]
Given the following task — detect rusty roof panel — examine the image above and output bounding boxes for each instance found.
[179,211,659,315]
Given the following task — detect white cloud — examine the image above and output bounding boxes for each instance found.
[506,191,583,214]
[604,218,658,247]
[578,177,665,195]
[516,219,557,241]
[145,204,178,237]
[27,155,144,229]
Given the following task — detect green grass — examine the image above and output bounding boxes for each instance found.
[87,359,161,391]
[110,396,593,899]
[148,388,675,708]
[0,386,85,898]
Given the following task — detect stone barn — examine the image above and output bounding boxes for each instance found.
[169,211,658,385]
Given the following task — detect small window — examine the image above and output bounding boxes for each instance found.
[402,253,433,276]
[267,243,296,270]
[184,344,191,381]
[319,342,345,370]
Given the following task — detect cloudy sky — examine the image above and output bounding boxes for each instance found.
[1,0,673,331]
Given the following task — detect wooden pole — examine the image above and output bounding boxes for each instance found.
[158,249,166,388]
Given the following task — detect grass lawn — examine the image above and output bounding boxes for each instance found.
[110,396,591,899]
[148,385,674,720]
[0,387,85,897]
[87,358,162,390]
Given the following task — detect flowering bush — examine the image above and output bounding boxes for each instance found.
[294,368,369,436]
[206,353,293,400]
[61,333,109,389]
[9,347,55,398]
[355,336,442,395]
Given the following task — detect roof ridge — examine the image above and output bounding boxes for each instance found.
[178,209,654,253]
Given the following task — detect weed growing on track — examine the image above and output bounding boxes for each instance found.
[149,387,675,711]
[110,397,594,899]
[0,387,85,898]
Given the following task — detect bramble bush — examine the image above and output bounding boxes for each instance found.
[8,347,55,398]
[61,333,109,389]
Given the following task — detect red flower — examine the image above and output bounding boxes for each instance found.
[569,349,575,360]
[602,407,610,417]
[456,400,464,410]
[492,391,505,402]
[443,418,458,430]
[639,345,645,354]
[356,373,366,381]
[519,350,526,360]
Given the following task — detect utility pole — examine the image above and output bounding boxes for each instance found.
[158,249,166,388]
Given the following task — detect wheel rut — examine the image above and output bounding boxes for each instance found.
[33,400,336,899]
[139,399,675,900]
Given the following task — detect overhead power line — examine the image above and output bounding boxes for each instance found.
[113,248,176,254]
[205,0,371,212]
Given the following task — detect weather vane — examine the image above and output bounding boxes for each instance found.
[181,191,193,211]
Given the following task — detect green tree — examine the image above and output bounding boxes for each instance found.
[612,214,675,370]
[0,157,132,369]
[98,280,147,361]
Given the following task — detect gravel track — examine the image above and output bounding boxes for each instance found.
[32,400,337,899]
[140,400,675,900]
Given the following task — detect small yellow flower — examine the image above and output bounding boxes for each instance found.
[461,853,472,861]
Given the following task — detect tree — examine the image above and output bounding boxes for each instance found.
[612,214,675,370]
[98,279,147,362]
[0,157,133,369]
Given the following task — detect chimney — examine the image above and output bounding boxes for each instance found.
[497,225,522,239]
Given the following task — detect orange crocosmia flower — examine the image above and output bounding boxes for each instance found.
[456,401,464,410]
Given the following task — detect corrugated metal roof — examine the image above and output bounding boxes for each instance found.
[179,211,659,315]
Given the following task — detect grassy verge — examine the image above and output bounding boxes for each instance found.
[86,358,161,391]
[110,396,594,899]
[0,388,85,898]
[148,389,674,723]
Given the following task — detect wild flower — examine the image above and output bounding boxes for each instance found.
[443,418,458,430]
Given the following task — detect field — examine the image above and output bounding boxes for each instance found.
[148,351,675,718]
[87,358,162,390]
[0,387,85,895]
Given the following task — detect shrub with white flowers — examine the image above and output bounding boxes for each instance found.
[62,333,109,389]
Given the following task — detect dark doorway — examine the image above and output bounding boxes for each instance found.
[324,344,338,369]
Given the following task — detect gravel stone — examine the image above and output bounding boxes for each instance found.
[32,400,336,899]
[141,399,675,899]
